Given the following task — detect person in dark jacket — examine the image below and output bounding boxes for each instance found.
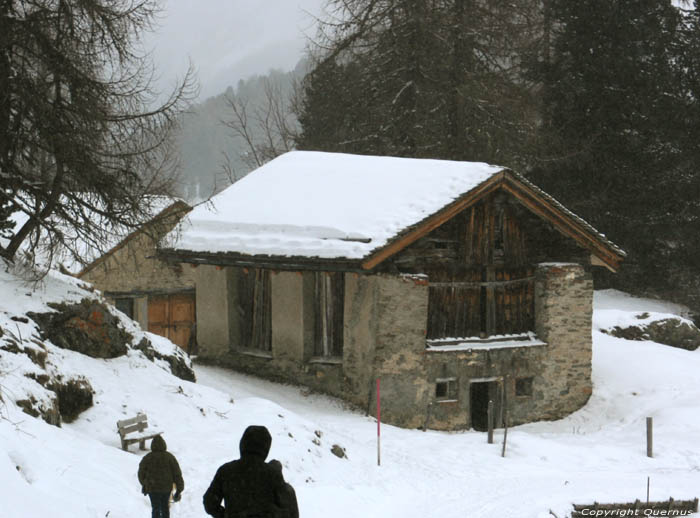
[138,435,184,518]
[267,460,299,518]
[203,425,288,518]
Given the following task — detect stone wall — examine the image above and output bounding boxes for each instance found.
[195,262,594,430]
[422,345,548,430]
[203,268,352,398]
[404,263,593,430]
[533,262,593,419]
[80,217,195,296]
[198,269,432,425]
[369,274,431,429]
[195,265,232,359]
[341,273,379,408]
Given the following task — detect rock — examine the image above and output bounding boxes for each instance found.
[15,375,93,425]
[51,377,94,423]
[28,299,131,358]
[16,394,61,426]
[134,338,196,382]
[606,317,700,351]
[331,444,347,459]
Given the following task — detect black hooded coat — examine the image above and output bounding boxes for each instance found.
[203,426,287,518]
[138,435,184,495]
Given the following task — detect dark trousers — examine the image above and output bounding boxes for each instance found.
[148,493,170,518]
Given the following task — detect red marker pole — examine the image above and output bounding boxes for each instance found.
[377,378,381,466]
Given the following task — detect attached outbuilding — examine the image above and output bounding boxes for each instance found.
[161,151,625,430]
[77,200,198,353]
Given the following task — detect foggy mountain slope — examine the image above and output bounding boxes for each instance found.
[175,62,306,202]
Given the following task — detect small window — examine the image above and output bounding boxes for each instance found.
[114,298,134,319]
[515,377,533,397]
[435,377,458,401]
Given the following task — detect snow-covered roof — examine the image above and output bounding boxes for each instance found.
[5,196,184,274]
[164,151,626,270]
[167,151,503,260]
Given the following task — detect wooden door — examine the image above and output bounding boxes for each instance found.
[469,380,502,431]
[148,292,196,353]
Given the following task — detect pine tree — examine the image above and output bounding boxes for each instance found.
[528,0,700,310]
[296,0,539,165]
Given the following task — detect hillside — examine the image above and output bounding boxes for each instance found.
[1,262,699,518]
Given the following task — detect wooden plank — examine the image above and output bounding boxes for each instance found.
[147,296,169,339]
[428,277,535,288]
[169,293,196,351]
[362,172,505,270]
[332,272,345,356]
[500,174,624,271]
[117,414,146,427]
[119,421,147,435]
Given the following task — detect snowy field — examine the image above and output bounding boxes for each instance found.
[1,265,699,518]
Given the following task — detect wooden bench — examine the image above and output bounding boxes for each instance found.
[116,413,162,452]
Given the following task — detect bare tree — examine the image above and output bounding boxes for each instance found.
[0,0,196,270]
[222,75,298,171]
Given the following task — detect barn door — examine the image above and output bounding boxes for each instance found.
[148,292,196,353]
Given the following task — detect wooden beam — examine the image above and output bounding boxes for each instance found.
[361,172,506,270]
[591,254,616,272]
[428,276,534,288]
[158,249,365,273]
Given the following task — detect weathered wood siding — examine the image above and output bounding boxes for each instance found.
[384,189,588,339]
[384,189,590,274]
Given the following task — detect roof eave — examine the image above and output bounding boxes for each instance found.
[360,169,625,272]
[77,200,191,278]
[157,248,366,273]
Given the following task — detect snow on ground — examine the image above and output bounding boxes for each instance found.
[1,270,699,518]
[594,288,695,330]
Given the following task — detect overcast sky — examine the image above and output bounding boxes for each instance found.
[144,0,326,101]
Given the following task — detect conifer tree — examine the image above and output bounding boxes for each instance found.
[296,0,539,165]
[528,0,700,309]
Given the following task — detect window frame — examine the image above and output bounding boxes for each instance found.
[515,376,534,397]
[435,377,458,402]
[114,297,134,320]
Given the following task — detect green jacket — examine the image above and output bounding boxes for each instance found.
[138,435,184,494]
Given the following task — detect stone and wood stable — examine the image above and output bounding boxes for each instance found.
[161,151,625,430]
[77,200,198,353]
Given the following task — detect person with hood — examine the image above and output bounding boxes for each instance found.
[267,460,299,518]
[203,425,288,518]
[138,435,184,518]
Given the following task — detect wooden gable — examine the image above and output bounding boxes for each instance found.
[363,171,625,273]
